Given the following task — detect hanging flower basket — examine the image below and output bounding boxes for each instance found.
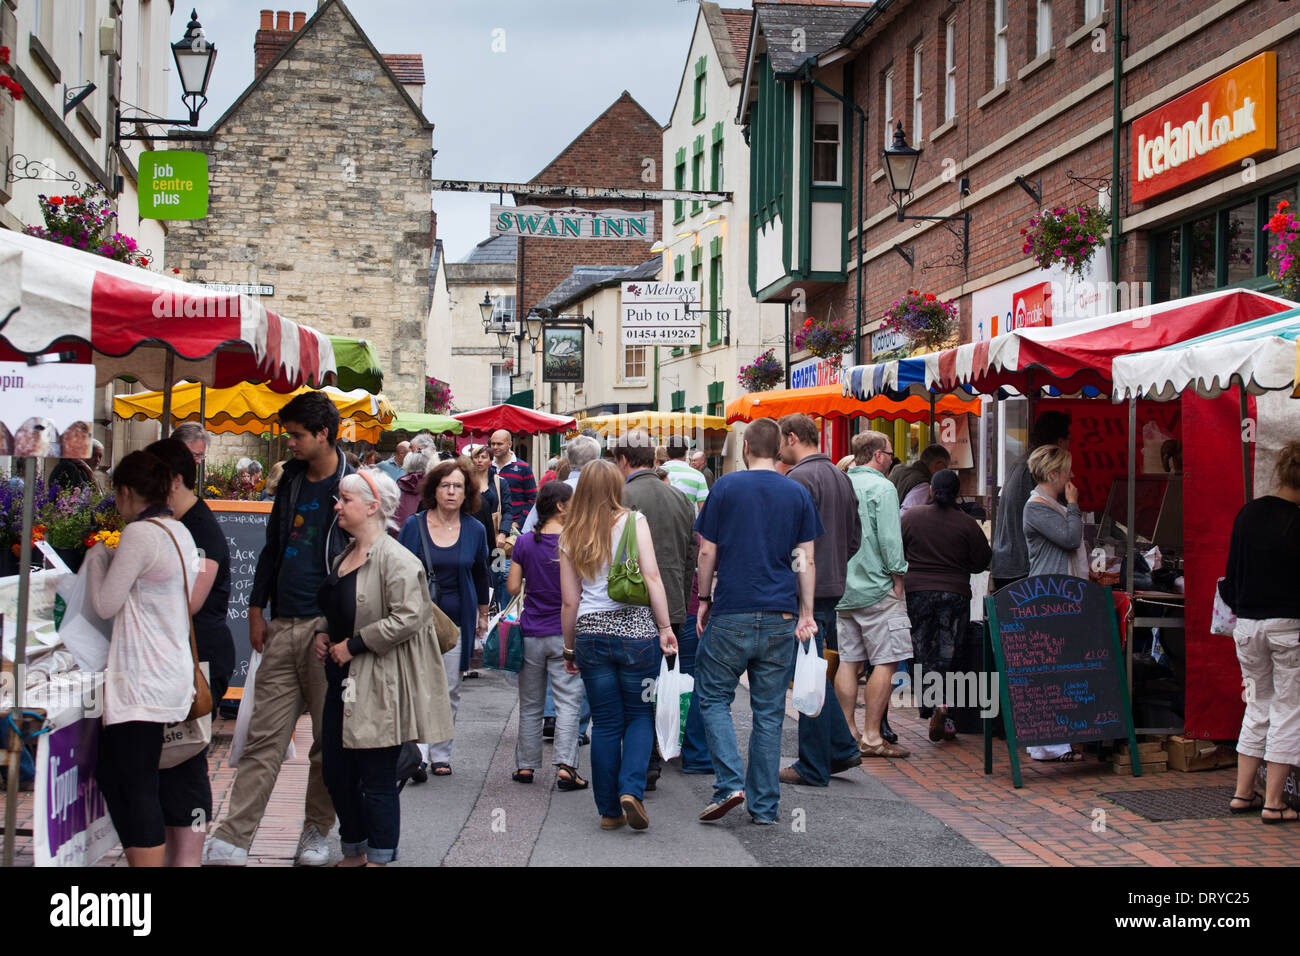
[424,376,453,414]
[1021,204,1108,278]
[879,290,958,353]
[1264,201,1300,301]
[737,348,784,392]
[23,186,149,267]
[793,313,854,362]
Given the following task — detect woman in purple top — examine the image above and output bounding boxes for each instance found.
[506,481,588,790]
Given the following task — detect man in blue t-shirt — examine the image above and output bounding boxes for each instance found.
[694,418,822,825]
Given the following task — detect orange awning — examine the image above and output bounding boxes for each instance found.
[725,384,981,424]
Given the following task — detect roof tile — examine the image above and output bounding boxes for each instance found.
[382,54,425,84]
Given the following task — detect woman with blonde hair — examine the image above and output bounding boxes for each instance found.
[314,468,453,864]
[1220,441,1300,823]
[559,460,677,831]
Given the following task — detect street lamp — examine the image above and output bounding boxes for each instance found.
[881,121,971,269]
[115,9,218,145]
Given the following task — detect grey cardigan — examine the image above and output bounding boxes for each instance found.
[1023,492,1084,577]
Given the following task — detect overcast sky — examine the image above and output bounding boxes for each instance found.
[171,0,751,261]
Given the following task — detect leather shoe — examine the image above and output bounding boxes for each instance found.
[542,716,556,740]
[829,754,862,774]
[778,767,814,786]
[879,717,898,744]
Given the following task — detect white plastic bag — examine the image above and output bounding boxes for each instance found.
[1210,577,1237,637]
[229,650,296,767]
[654,654,693,760]
[54,556,112,672]
[791,637,827,717]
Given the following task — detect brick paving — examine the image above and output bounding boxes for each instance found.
[4,703,1297,866]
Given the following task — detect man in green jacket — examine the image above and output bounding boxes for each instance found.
[837,431,913,758]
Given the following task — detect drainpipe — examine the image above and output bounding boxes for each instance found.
[803,66,866,366]
[1111,0,1124,310]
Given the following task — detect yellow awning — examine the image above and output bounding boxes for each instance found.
[113,382,396,443]
[574,412,731,437]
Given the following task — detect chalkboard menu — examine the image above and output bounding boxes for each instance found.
[984,574,1139,787]
[209,500,272,691]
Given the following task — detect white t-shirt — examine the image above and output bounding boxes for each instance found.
[88,517,199,725]
[573,512,645,618]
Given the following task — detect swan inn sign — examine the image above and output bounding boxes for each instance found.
[490,205,654,240]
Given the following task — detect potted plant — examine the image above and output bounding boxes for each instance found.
[879,289,959,353]
[24,186,150,267]
[1264,200,1300,300]
[1020,204,1109,278]
[793,313,854,363]
[737,348,784,392]
[424,376,453,414]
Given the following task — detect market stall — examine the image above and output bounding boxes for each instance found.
[0,228,338,867]
[386,411,465,437]
[842,288,1296,739]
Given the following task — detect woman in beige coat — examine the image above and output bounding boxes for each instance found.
[313,468,454,866]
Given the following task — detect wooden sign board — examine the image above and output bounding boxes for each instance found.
[984,574,1140,787]
[208,499,272,695]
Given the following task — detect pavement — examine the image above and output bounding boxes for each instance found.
[4,665,1297,866]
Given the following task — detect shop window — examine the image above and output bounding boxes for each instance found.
[1187,214,1217,295]
[812,97,842,184]
[1225,202,1256,288]
[1151,229,1180,304]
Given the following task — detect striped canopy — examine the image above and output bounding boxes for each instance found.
[843,289,1293,400]
[0,229,336,391]
[1112,306,1300,401]
[576,411,731,436]
[726,384,981,424]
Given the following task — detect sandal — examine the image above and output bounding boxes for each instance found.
[1050,751,1087,762]
[860,741,910,758]
[556,764,588,791]
[1228,793,1264,814]
[1261,805,1300,825]
[430,762,452,776]
[512,769,535,784]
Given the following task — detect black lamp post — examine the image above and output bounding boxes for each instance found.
[115,9,218,145]
[881,121,971,268]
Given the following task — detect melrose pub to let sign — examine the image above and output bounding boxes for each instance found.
[491,204,654,240]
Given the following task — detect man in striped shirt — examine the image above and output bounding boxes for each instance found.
[661,436,708,511]
[488,429,537,536]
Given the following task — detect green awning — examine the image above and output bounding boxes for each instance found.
[389,412,463,435]
[505,389,534,408]
[329,336,384,394]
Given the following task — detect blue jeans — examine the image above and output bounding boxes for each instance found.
[675,615,712,772]
[575,632,661,818]
[696,611,797,823]
[790,597,861,785]
[544,675,591,735]
[322,670,401,863]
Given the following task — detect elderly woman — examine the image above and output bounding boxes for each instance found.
[313,469,453,865]
[399,458,490,774]
[85,451,204,867]
[393,450,430,533]
[1220,441,1300,823]
[1022,444,1086,761]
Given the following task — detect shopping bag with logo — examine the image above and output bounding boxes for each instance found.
[483,586,524,672]
[791,636,827,717]
[654,654,693,760]
[160,663,212,769]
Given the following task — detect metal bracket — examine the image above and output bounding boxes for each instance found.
[4,152,87,188]
[685,306,731,346]
[63,83,96,117]
[892,243,915,267]
[1014,175,1042,205]
[1065,169,1112,193]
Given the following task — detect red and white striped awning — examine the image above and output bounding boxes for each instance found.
[0,229,336,391]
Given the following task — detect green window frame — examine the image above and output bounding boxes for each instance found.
[690,405,703,415]
[672,254,687,355]
[673,147,686,225]
[1148,180,1297,303]
[692,136,705,217]
[708,236,723,346]
[671,389,686,412]
[693,56,707,123]
[707,381,724,419]
[710,122,724,207]
[690,248,703,353]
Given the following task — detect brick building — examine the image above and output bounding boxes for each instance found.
[742,0,1300,466]
[165,1,435,418]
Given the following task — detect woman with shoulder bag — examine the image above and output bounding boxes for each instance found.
[1220,441,1300,823]
[559,460,677,831]
[313,468,453,865]
[468,444,503,535]
[507,480,587,789]
[85,451,205,867]
[398,458,490,775]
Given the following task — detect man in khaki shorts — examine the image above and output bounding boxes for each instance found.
[836,431,913,758]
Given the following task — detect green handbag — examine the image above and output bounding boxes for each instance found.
[607,511,650,607]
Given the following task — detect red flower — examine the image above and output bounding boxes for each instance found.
[1020,228,1027,235]
[923,293,936,302]
[172,268,181,274]
[48,196,63,206]
[1280,201,1290,211]
[1268,212,1290,235]
[0,46,10,65]
[803,318,813,328]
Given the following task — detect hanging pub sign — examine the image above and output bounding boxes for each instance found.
[542,326,584,383]
[491,204,654,240]
[138,151,210,220]
[1131,52,1276,204]
[621,280,701,346]
[0,361,96,458]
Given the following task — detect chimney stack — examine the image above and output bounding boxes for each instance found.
[255,10,309,76]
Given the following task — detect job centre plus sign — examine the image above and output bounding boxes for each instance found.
[138,151,209,220]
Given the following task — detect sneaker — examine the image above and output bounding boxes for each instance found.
[699,791,745,822]
[202,835,248,866]
[295,824,331,866]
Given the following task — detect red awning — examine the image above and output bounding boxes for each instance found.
[726,384,981,424]
[453,405,577,435]
[0,229,336,391]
